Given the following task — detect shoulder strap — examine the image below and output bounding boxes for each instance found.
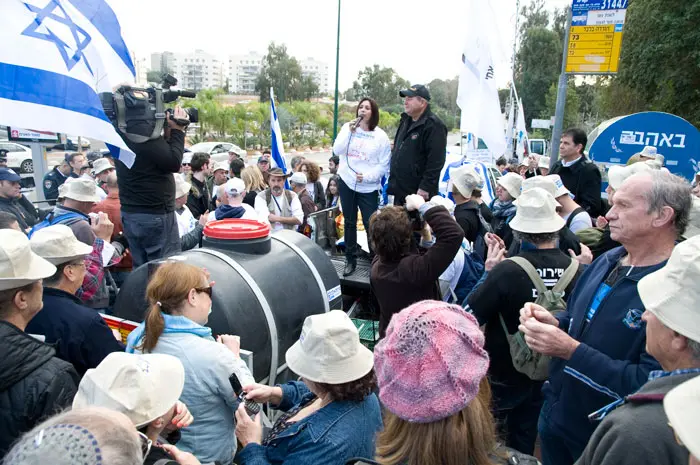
[552,259,579,293]
[284,189,293,204]
[265,189,271,204]
[566,207,586,229]
[507,256,548,295]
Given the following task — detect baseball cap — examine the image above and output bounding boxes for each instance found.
[73,352,185,428]
[182,153,192,165]
[257,156,270,164]
[399,84,431,101]
[0,168,22,182]
[289,172,307,185]
[224,177,246,197]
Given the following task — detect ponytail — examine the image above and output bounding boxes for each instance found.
[139,303,165,353]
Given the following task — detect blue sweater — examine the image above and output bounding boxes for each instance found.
[237,381,382,465]
[543,246,663,450]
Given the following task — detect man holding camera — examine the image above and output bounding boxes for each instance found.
[115,107,189,268]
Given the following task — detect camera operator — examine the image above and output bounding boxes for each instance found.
[115,107,188,268]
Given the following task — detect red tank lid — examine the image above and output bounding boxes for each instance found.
[204,219,271,240]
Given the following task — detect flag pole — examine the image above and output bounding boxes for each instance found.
[332,0,341,141]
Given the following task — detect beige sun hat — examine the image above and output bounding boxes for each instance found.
[538,156,551,170]
[608,163,652,191]
[430,195,455,214]
[61,177,101,203]
[174,174,191,199]
[683,197,700,239]
[636,145,660,160]
[509,187,566,234]
[73,352,185,428]
[0,230,57,291]
[285,310,374,384]
[497,172,524,199]
[30,225,93,265]
[451,165,482,198]
[92,158,113,176]
[664,376,700,462]
[638,235,700,343]
[546,174,571,198]
[212,161,229,173]
[517,176,559,204]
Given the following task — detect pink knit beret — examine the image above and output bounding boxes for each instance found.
[374,300,490,423]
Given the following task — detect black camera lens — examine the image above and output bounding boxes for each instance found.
[186,108,199,124]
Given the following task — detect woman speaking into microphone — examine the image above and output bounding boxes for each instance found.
[332,98,391,276]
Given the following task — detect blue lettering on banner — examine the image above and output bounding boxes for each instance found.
[326,285,341,303]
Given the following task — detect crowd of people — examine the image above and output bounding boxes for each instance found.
[1,82,700,465]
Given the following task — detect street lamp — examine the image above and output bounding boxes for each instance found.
[332,0,341,141]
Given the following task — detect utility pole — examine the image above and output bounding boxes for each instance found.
[507,0,521,158]
[332,0,341,141]
[549,9,572,167]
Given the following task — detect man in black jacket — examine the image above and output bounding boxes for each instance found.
[451,164,484,244]
[550,128,602,217]
[115,107,188,268]
[187,152,212,219]
[388,84,447,205]
[0,168,39,231]
[0,230,78,457]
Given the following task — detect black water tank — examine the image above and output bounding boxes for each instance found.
[113,219,342,385]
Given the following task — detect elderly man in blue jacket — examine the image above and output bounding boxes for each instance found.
[518,170,693,465]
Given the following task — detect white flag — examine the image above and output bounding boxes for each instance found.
[516,97,528,158]
[457,0,506,158]
[0,0,137,167]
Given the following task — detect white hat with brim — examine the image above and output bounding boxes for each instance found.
[608,163,652,191]
[636,145,659,160]
[289,172,307,185]
[0,230,57,291]
[683,197,700,239]
[61,178,101,203]
[664,376,700,462]
[516,176,561,206]
[285,310,374,384]
[509,187,566,234]
[497,173,524,199]
[92,158,113,176]
[451,165,481,198]
[538,156,551,170]
[430,195,455,214]
[73,352,185,428]
[30,224,94,265]
[174,174,191,199]
[212,161,229,173]
[546,174,571,199]
[638,236,700,343]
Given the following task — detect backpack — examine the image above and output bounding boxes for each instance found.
[499,256,579,381]
[28,211,85,238]
[565,206,587,229]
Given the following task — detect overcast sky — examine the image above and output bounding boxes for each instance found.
[112,0,570,90]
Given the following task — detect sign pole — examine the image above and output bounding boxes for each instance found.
[549,10,572,167]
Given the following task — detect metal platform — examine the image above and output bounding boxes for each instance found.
[330,256,372,291]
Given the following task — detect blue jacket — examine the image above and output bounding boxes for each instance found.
[543,246,663,449]
[26,287,125,376]
[237,381,382,465]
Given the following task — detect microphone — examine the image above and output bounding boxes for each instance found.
[350,115,363,130]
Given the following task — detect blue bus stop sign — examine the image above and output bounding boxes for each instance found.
[588,112,700,182]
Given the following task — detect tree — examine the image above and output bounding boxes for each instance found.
[256,42,316,103]
[223,78,230,94]
[146,70,162,83]
[544,80,580,130]
[514,27,562,129]
[616,0,700,127]
[519,0,549,37]
[351,65,410,108]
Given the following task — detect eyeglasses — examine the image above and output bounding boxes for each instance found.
[195,286,213,298]
[137,431,152,459]
[67,260,88,269]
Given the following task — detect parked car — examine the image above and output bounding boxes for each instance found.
[0,140,33,173]
[188,142,244,164]
[48,137,91,152]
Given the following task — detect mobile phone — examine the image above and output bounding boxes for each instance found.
[229,373,260,418]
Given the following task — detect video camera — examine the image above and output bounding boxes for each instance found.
[100,74,199,144]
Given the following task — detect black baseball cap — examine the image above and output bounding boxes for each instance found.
[399,84,431,101]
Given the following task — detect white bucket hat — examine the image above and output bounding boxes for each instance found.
[61,177,101,203]
[285,310,374,384]
[546,174,571,198]
[638,236,700,343]
[73,352,185,428]
[92,158,113,176]
[174,174,191,199]
[608,162,651,191]
[289,172,307,185]
[664,376,700,462]
[0,230,56,291]
[30,224,93,265]
[451,165,481,198]
[430,195,455,214]
[538,156,551,170]
[637,145,659,160]
[497,172,524,199]
[212,161,229,173]
[509,187,566,234]
[683,197,700,239]
[517,176,560,205]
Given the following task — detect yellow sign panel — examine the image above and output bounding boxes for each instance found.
[566,25,623,73]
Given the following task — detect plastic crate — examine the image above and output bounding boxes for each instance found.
[351,318,380,351]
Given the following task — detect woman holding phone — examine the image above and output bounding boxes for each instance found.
[332,98,391,276]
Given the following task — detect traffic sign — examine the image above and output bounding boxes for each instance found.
[566,0,627,73]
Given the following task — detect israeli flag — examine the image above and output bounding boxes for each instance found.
[0,0,137,167]
[269,88,289,182]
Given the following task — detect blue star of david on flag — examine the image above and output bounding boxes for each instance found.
[21,0,93,75]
